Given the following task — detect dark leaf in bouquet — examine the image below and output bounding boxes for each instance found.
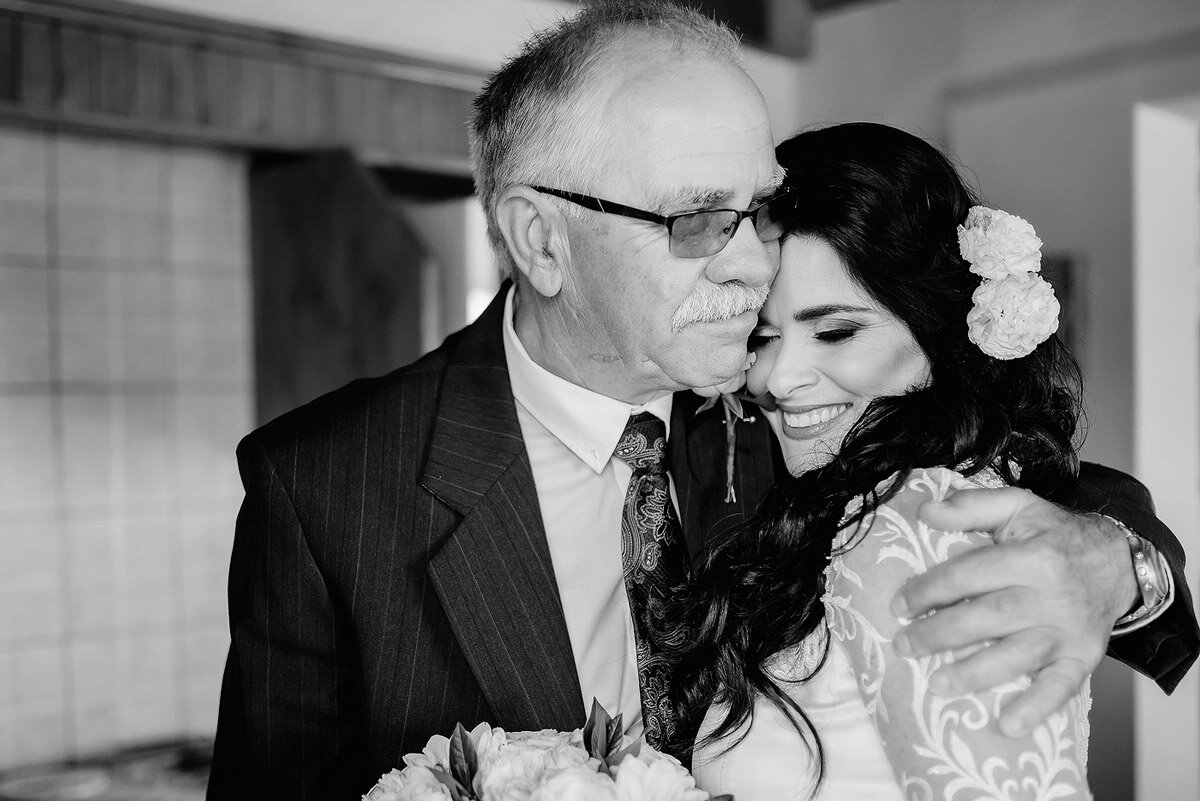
[448,723,479,794]
[607,739,642,767]
[583,698,612,762]
[428,766,475,801]
[605,712,623,757]
[710,795,735,800]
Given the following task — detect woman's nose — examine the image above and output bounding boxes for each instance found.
[765,347,819,402]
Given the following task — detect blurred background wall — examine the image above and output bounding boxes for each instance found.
[0,1,1196,799]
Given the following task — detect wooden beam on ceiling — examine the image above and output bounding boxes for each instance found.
[0,0,487,175]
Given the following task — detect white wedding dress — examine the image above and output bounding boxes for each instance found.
[692,467,1092,801]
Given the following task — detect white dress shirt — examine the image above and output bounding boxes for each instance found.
[501,287,675,738]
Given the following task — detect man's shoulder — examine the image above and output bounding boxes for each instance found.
[242,342,454,458]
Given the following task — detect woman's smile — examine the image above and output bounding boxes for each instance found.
[777,402,854,438]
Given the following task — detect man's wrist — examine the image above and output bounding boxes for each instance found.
[1096,513,1174,636]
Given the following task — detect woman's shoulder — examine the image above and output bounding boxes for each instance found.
[834,466,1006,550]
[883,465,1008,503]
[827,466,1009,626]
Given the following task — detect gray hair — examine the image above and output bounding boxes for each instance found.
[469,0,745,278]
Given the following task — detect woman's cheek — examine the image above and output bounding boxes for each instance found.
[746,350,773,398]
[762,408,784,443]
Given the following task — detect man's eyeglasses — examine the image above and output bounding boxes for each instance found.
[529,185,789,258]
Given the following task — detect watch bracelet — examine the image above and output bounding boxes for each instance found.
[1096,513,1169,627]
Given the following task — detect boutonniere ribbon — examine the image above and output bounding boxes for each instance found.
[695,392,756,504]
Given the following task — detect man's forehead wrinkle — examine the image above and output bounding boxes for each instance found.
[645,159,784,210]
[582,43,775,214]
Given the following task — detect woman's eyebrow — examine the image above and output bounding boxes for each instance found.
[794,304,874,322]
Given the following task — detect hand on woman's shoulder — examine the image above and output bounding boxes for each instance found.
[825,466,1092,801]
[828,465,1007,639]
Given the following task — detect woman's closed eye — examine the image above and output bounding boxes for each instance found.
[814,326,859,343]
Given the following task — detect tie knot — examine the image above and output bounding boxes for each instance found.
[615,412,668,474]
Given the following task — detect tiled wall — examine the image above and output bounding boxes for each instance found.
[0,128,251,767]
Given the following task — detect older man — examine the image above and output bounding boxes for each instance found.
[207,2,1197,798]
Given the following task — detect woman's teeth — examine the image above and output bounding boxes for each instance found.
[782,403,851,429]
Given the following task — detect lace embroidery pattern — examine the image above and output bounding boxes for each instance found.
[822,467,1092,801]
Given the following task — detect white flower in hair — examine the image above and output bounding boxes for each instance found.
[957,205,1043,280]
[967,274,1060,360]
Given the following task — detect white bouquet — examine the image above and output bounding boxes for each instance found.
[364,701,731,801]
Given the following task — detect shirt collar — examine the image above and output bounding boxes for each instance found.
[502,286,673,474]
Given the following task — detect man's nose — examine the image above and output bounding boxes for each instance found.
[706,217,776,288]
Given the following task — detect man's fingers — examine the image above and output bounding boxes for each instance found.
[919,486,1036,543]
[997,658,1092,738]
[892,544,1024,619]
[924,630,1055,696]
[895,587,1035,657]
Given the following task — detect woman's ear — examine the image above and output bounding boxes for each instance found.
[495,186,569,298]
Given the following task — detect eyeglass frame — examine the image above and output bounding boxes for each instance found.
[528,184,789,258]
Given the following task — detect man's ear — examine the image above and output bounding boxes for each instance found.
[495,186,569,298]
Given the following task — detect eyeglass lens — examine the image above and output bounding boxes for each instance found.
[668,202,784,258]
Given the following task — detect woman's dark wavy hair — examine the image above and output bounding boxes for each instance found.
[667,122,1084,788]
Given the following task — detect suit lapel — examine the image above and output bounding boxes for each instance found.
[422,286,585,731]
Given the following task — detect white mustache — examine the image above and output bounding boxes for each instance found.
[671,282,769,333]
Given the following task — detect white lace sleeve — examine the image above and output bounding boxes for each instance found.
[823,467,1092,801]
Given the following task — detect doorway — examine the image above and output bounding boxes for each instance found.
[1132,94,1200,801]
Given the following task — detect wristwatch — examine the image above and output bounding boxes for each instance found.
[1099,513,1174,636]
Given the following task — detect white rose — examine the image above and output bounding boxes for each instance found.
[528,765,616,801]
[404,722,498,772]
[610,754,709,801]
[363,766,453,801]
[957,206,1043,280]
[473,726,507,763]
[967,274,1060,360]
[403,736,448,772]
[504,729,582,752]
[478,735,590,801]
[631,746,695,782]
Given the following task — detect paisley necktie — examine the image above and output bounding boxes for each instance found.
[614,412,690,750]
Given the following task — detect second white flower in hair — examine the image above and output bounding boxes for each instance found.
[957,206,1043,280]
[966,274,1060,360]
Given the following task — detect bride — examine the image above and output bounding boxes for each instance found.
[679,123,1091,800]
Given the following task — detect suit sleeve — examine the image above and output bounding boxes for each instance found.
[207,434,366,800]
[1074,461,1199,693]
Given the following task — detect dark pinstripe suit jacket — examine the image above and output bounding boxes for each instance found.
[207,287,1197,800]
